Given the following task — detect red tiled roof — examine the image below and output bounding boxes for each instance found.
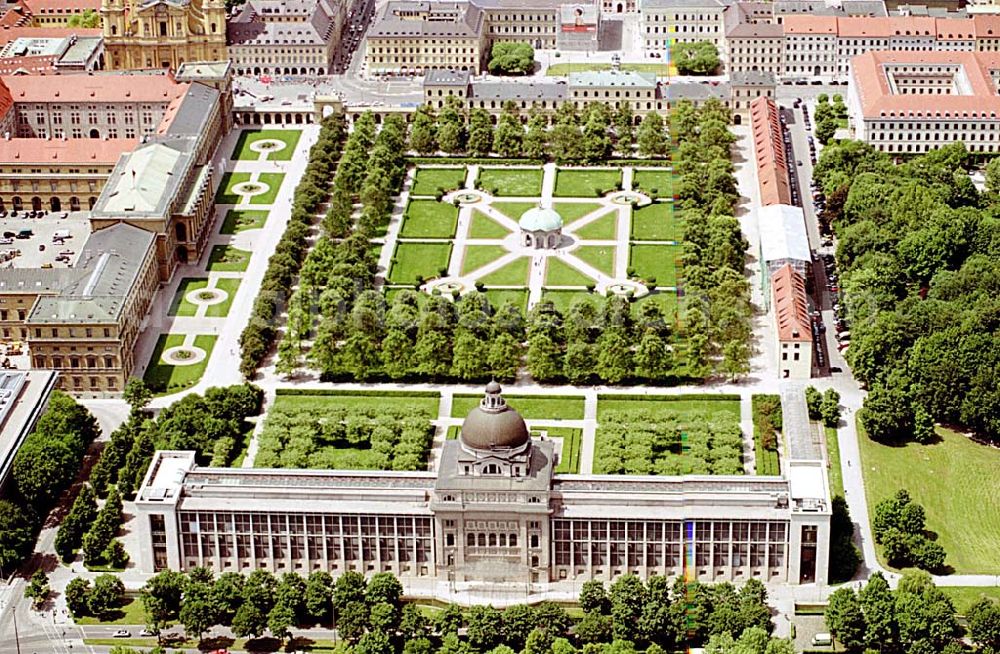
[0,137,137,163]
[750,96,791,207]
[0,54,57,75]
[23,0,100,14]
[3,73,188,103]
[0,78,12,117]
[782,15,838,35]
[772,264,811,342]
[0,25,100,39]
[0,1,32,28]
[851,50,1000,118]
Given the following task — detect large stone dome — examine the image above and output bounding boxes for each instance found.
[518,204,563,233]
[460,383,530,451]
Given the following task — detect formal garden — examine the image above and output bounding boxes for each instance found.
[231,128,302,162]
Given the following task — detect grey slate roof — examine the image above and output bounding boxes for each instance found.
[424,69,472,86]
[731,70,776,85]
[369,1,484,38]
[667,81,730,102]
[26,223,155,325]
[470,80,566,101]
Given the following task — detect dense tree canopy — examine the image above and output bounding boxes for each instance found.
[671,41,721,75]
[488,42,534,75]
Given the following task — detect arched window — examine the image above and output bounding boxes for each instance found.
[467,533,475,546]
[488,534,497,547]
[509,534,518,547]
[477,534,486,547]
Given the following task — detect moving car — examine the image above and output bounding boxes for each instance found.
[113,629,131,638]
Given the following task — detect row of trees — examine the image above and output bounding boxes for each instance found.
[117,567,789,653]
[0,392,100,574]
[812,140,999,443]
[409,99,669,161]
[256,404,435,470]
[671,99,752,380]
[813,94,847,145]
[239,113,346,377]
[872,489,946,572]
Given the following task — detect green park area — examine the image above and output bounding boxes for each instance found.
[143,334,217,395]
[460,245,508,276]
[207,245,252,272]
[214,172,284,205]
[546,427,582,473]
[400,200,459,238]
[555,202,604,223]
[493,201,537,221]
[545,258,592,287]
[411,166,468,196]
[546,62,670,76]
[554,168,622,197]
[220,209,268,234]
[632,169,673,198]
[388,242,452,284]
[477,167,544,196]
[451,394,585,420]
[479,258,530,286]
[231,129,301,161]
[272,390,439,415]
[574,245,615,276]
[252,173,286,204]
[570,210,617,240]
[204,278,242,318]
[214,172,251,204]
[468,210,511,239]
[630,243,681,286]
[168,278,210,317]
[858,424,1000,574]
[631,202,682,241]
[168,277,241,318]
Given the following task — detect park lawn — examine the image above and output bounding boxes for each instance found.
[220,209,268,234]
[554,202,603,223]
[825,426,844,497]
[540,289,597,314]
[483,289,528,311]
[631,202,682,241]
[857,423,1000,574]
[542,427,582,473]
[388,242,452,284]
[400,199,459,238]
[546,257,594,287]
[492,201,537,221]
[451,394,585,420]
[214,172,251,204]
[411,166,467,196]
[632,290,679,322]
[168,278,208,317]
[478,167,544,196]
[939,587,1000,615]
[144,334,217,396]
[207,245,252,272]
[461,245,509,276]
[554,168,622,197]
[752,403,781,477]
[632,169,673,198]
[252,172,285,204]
[204,277,242,318]
[574,245,616,276]
[231,129,301,161]
[546,62,670,76]
[76,597,149,625]
[597,395,741,421]
[569,210,617,240]
[272,390,439,416]
[468,210,512,239]
[478,257,529,286]
[630,243,680,286]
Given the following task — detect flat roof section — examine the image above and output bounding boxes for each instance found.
[0,370,57,492]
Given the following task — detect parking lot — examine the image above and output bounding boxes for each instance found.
[0,214,91,269]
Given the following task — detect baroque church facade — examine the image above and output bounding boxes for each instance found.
[101,0,227,70]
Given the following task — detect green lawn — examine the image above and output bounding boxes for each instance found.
[204,277,242,318]
[207,245,251,272]
[857,423,1000,574]
[214,172,251,204]
[478,257,529,286]
[554,202,604,223]
[939,587,1000,615]
[631,202,682,241]
[478,167,544,197]
[412,166,468,196]
[168,278,208,317]
[76,597,148,625]
[752,396,781,477]
[570,210,617,240]
[547,63,670,76]
[597,395,741,421]
[540,289,598,313]
[630,243,680,286]
[468,210,512,239]
[554,168,622,197]
[632,169,673,198]
[253,172,285,204]
[574,245,616,276]
[543,427,582,473]
[144,334,217,395]
[231,129,301,161]
[483,289,528,311]
[389,242,452,284]
[400,200,459,238]
[826,426,844,497]
[461,245,509,276]
[451,394,585,419]
[632,290,680,322]
[492,201,538,221]
[272,391,439,416]
[220,209,268,234]
[546,257,594,287]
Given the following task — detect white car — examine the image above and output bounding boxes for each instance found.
[112,629,131,638]
[139,628,156,637]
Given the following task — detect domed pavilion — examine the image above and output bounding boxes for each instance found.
[519,204,563,249]
[457,381,536,477]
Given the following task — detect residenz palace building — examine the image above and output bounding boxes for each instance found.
[136,384,831,598]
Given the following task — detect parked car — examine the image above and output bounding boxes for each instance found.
[139,628,157,637]
[0,237,12,245]
[830,366,843,373]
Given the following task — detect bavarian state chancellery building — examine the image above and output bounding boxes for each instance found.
[136,384,831,597]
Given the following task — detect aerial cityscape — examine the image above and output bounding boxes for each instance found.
[0,0,997,651]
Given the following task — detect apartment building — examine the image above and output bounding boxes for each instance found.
[22,0,100,26]
[640,0,727,53]
[227,0,346,77]
[772,264,813,380]
[725,6,785,74]
[848,50,1000,154]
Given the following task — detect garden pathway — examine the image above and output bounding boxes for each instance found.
[427,389,455,471]
[622,166,635,191]
[374,166,415,290]
[580,390,599,474]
